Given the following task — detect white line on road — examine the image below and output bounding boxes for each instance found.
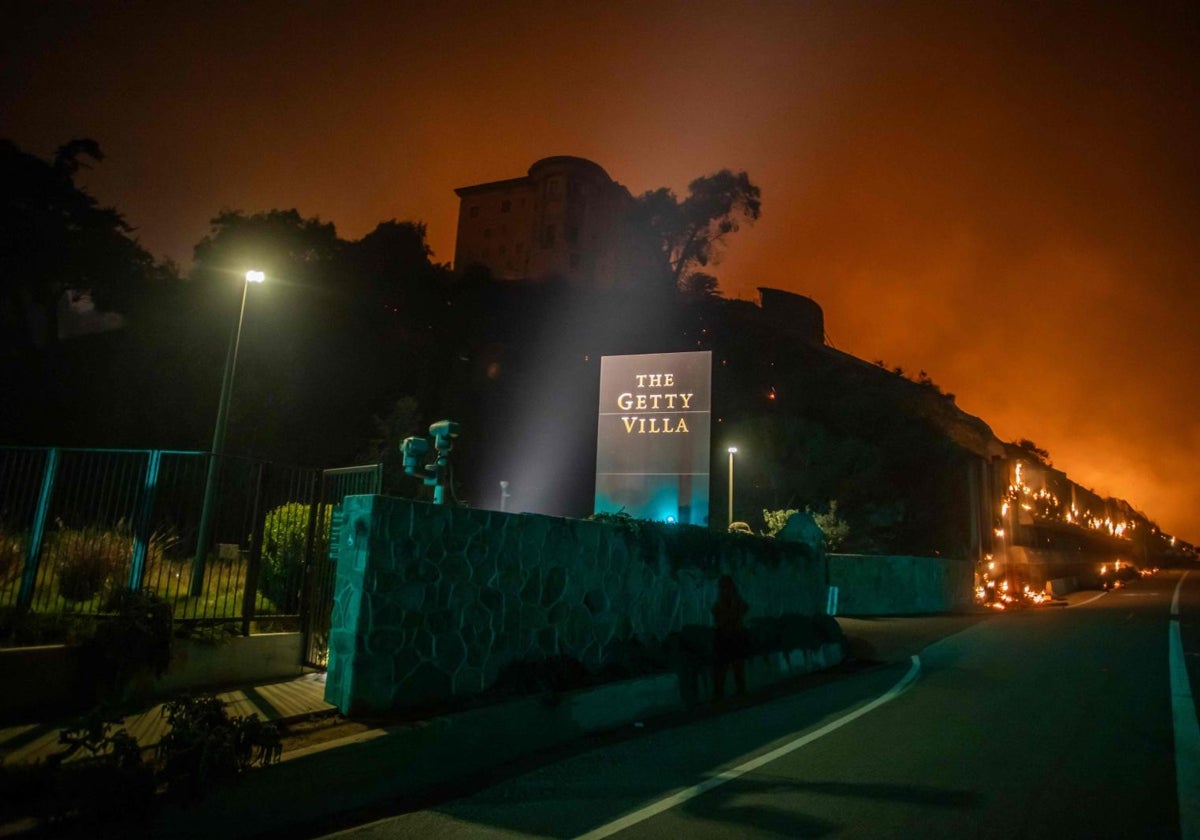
[1067,591,1108,608]
[1169,571,1198,840]
[575,655,923,840]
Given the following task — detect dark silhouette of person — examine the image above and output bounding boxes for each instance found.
[712,574,749,702]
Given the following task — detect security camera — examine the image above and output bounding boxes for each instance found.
[400,436,430,472]
[429,420,460,440]
[429,419,460,452]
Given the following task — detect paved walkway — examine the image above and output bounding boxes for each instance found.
[0,672,335,767]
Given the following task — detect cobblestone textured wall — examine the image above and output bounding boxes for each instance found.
[325,495,825,714]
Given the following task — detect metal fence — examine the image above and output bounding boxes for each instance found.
[0,447,380,648]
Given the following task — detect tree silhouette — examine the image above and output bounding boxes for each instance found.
[633,169,761,290]
[0,138,160,352]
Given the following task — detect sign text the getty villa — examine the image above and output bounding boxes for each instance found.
[616,372,694,434]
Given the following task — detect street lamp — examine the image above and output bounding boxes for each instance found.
[727,446,738,527]
[192,269,265,594]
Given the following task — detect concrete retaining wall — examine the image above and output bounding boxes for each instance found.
[0,633,303,723]
[1005,546,1137,590]
[827,554,974,615]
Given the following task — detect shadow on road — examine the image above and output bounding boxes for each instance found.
[679,772,980,837]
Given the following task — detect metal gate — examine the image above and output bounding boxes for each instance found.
[300,463,382,668]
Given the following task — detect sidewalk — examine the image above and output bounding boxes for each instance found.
[0,672,335,767]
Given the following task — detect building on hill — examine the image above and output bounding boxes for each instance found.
[452,156,656,286]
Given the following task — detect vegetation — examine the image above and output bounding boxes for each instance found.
[0,524,24,587]
[1012,438,1053,466]
[0,695,281,829]
[156,694,282,796]
[0,138,169,354]
[261,501,329,610]
[634,169,762,290]
[763,502,851,551]
[0,522,280,646]
[83,588,174,704]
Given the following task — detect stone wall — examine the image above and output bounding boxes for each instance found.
[827,553,974,615]
[325,495,825,715]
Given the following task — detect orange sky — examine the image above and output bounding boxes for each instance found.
[4,2,1197,542]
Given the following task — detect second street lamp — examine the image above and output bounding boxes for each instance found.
[192,269,265,595]
[727,446,738,527]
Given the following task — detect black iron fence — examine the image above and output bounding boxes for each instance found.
[0,447,379,652]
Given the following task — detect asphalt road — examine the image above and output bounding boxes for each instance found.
[319,569,1200,839]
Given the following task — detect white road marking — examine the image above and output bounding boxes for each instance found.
[575,655,922,840]
[1169,571,1198,840]
[1067,591,1108,608]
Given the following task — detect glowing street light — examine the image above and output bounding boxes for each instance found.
[727,446,738,527]
[193,269,266,594]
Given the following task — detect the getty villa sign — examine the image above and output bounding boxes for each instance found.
[594,351,712,525]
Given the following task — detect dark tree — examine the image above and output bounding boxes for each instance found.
[1013,438,1052,467]
[345,220,448,325]
[191,209,342,287]
[0,138,161,353]
[633,169,761,290]
[680,271,721,299]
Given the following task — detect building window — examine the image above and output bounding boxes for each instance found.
[516,242,524,254]
[547,178,560,198]
[501,199,511,213]
[469,205,480,219]
[569,253,581,270]
[483,228,492,239]
[499,244,507,255]
[566,225,579,245]
[544,225,556,247]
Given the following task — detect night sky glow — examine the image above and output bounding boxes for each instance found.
[3,2,1197,542]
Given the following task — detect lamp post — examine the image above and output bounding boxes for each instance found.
[727,446,738,527]
[192,269,265,595]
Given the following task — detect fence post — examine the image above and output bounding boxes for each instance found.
[128,450,163,590]
[240,462,267,636]
[191,452,221,597]
[19,447,60,608]
[298,471,322,647]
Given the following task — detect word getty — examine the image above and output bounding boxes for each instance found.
[617,372,695,434]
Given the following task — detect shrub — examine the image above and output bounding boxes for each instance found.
[54,527,128,602]
[47,523,178,604]
[156,694,281,797]
[763,502,851,551]
[84,589,174,704]
[0,694,282,829]
[261,502,329,609]
[0,525,26,586]
[42,708,156,825]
